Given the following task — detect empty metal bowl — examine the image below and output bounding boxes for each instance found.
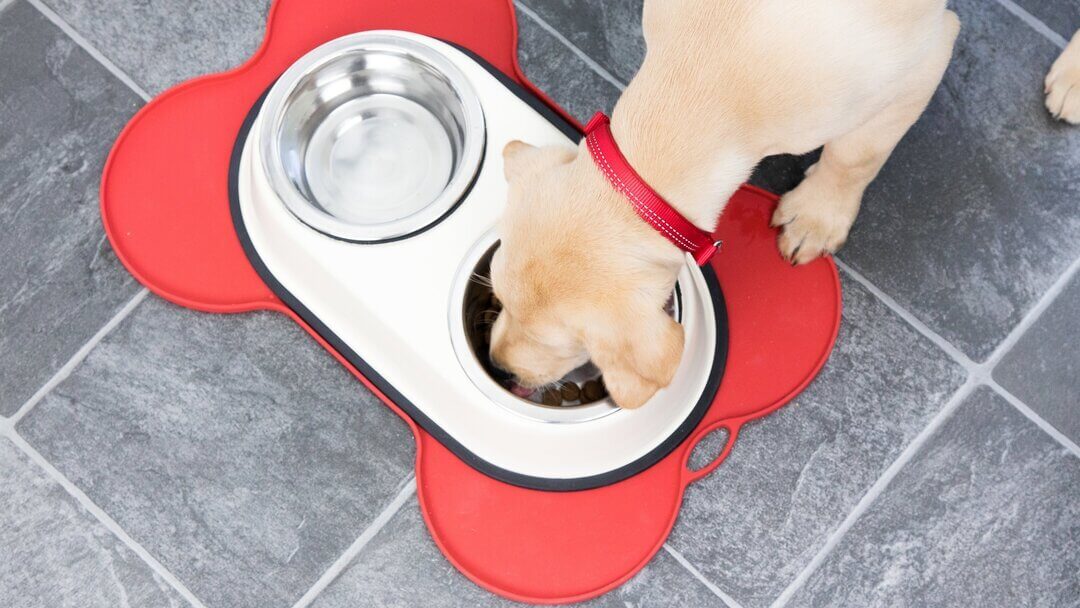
[259,32,485,242]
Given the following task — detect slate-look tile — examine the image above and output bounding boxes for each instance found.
[519,0,645,84]
[667,275,967,608]
[517,14,623,123]
[1012,0,1080,42]
[840,0,1080,361]
[41,0,271,95]
[995,274,1080,446]
[0,1,141,416]
[0,437,187,608]
[309,497,724,608]
[790,387,1080,608]
[17,298,415,608]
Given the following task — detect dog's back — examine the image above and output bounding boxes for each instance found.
[632,0,954,156]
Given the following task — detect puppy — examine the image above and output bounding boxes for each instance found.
[1046,31,1080,124]
[490,0,960,409]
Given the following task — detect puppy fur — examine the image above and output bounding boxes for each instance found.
[490,0,960,409]
[1046,30,1080,124]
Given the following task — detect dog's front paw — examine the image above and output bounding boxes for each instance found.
[771,168,858,265]
[1046,32,1080,124]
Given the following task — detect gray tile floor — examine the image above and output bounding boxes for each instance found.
[0,0,1077,606]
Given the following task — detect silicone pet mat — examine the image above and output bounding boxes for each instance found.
[100,0,841,602]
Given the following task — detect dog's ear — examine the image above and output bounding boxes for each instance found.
[502,141,575,182]
[587,310,684,409]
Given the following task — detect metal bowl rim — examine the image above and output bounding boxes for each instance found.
[258,31,486,242]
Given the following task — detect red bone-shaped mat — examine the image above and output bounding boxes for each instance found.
[100,0,841,603]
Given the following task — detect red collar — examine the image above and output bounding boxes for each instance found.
[584,112,719,266]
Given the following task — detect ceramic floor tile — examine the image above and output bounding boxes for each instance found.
[517,0,644,85]
[17,298,416,608]
[838,0,1080,361]
[789,387,1080,608]
[309,496,725,608]
[40,0,270,95]
[667,275,967,608]
[1011,0,1080,42]
[0,437,187,608]
[0,1,142,416]
[516,11,623,123]
[994,274,1080,445]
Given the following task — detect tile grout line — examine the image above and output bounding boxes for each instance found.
[833,258,977,368]
[1,428,209,608]
[993,0,1069,49]
[773,248,1077,604]
[769,377,977,608]
[663,544,746,608]
[25,0,152,101]
[989,379,1080,458]
[513,0,628,92]
[973,255,1080,457]
[981,255,1079,372]
[838,253,1080,455]
[291,475,417,608]
[10,288,149,426]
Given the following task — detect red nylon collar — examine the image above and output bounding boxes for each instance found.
[584,112,719,266]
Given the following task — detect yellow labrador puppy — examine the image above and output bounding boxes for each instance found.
[1047,31,1080,124]
[490,0,960,409]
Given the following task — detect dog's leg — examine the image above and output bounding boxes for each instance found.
[1046,30,1080,124]
[773,11,960,265]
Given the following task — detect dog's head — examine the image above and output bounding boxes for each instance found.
[488,141,685,409]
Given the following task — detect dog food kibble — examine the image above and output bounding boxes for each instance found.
[582,379,606,403]
[541,388,563,407]
[560,382,581,402]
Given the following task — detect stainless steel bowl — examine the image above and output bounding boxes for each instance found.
[259,32,485,242]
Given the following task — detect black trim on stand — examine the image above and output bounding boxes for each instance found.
[227,49,729,492]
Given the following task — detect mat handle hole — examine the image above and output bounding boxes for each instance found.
[687,427,731,472]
